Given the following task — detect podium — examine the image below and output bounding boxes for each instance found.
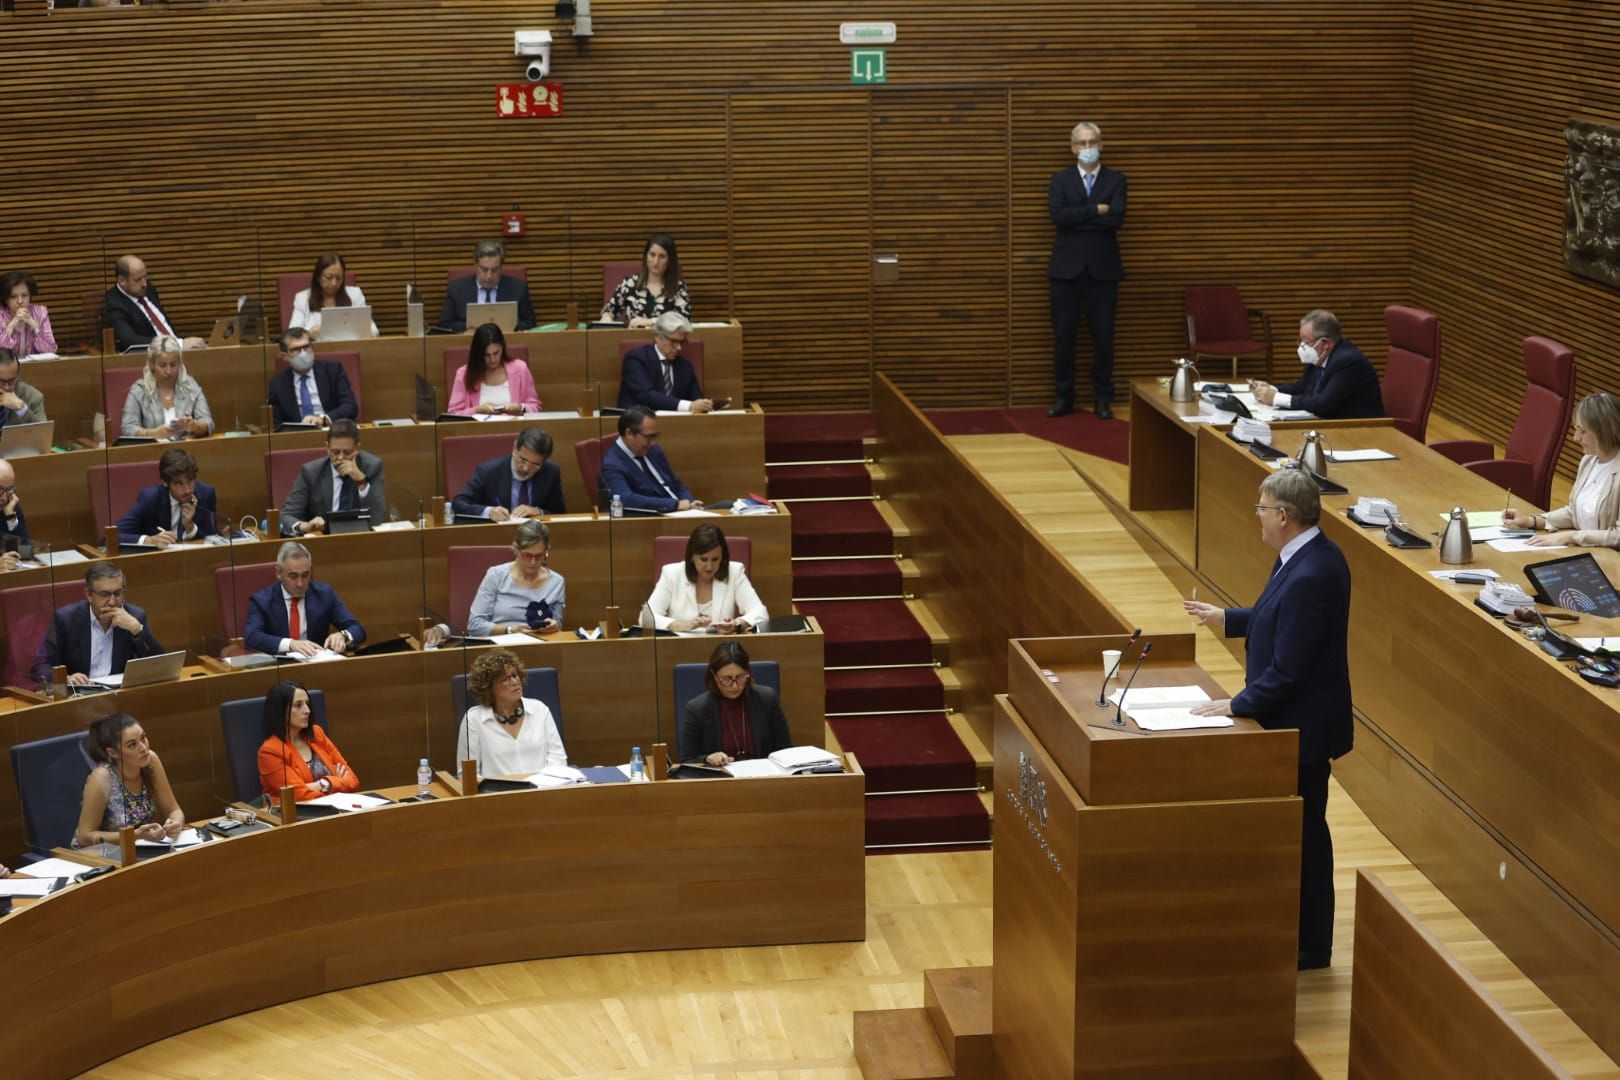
[990,634,1302,1077]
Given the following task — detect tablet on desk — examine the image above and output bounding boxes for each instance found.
[1524,552,1620,618]
[324,509,372,535]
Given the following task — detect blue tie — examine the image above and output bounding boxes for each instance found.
[298,374,314,419]
[1084,173,1095,198]
[511,477,531,509]
[482,287,495,305]
[337,476,353,512]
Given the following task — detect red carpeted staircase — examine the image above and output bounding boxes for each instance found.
[767,413,990,851]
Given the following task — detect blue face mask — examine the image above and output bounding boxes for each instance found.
[1077,147,1100,166]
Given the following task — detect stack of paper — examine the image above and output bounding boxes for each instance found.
[1326,448,1398,462]
[134,828,206,849]
[527,764,588,787]
[1106,685,1233,731]
[768,746,843,773]
[304,792,391,812]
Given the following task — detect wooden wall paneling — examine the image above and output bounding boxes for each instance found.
[869,89,1011,407]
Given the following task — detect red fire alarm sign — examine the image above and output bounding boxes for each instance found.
[497,83,564,117]
[503,214,527,238]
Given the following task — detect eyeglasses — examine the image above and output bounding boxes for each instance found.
[716,673,749,687]
[513,453,545,470]
[632,430,661,441]
[1253,504,1284,516]
[90,588,125,601]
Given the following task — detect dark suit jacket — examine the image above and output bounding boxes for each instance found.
[1047,165,1127,280]
[1278,339,1384,420]
[679,685,791,763]
[115,481,218,545]
[438,274,537,333]
[103,284,182,353]
[451,456,565,518]
[242,580,366,655]
[267,361,358,426]
[1,504,28,547]
[599,441,692,513]
[280,450,387,535]
[1225,531,1353,764]
[617,344,704,412]
[36,600,164,682]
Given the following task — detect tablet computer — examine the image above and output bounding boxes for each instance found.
[1524,552,1620,618]
[325,509,372,535]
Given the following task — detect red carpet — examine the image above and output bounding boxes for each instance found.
[826,668,946,715]
[826,714,975,793]
[794,600,933,667]
[766,462,873,500]
[789,501,895,557]
[865,792,992,848]
[926,405,1128,464]
[762,412,873,462]
[792,558,902,600]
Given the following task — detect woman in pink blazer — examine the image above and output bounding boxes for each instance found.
[0,271,57,357]
[448,322,542,416]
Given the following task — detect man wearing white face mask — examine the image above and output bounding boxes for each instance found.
[1048,120,1127,420]
[266,327,359,428]
[1251,309,1384,420]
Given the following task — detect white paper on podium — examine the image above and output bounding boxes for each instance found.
[304,792,391,812]
[1126,708,1235,732]
[1107,685,1211,709]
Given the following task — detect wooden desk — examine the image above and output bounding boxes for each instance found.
[0,757,863,1079]
[1194,422,1620,1058]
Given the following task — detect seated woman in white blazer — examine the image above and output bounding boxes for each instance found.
[288,252,379,338]
[647,523,769,632]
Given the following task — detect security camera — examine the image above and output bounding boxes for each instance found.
[515,29,553,81]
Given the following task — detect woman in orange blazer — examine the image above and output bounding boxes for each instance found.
[257,680,360,801]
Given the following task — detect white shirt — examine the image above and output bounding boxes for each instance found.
[614,436,676,499]
[296,371,327,417]
[1277,525,1321,571]
[1574,457,1616,531]
[479,381,513,409]
[167,493,199,540]
[289,286,379,337]
[88,616,116,679]
[456,697,567,777]
[657,352,694,412]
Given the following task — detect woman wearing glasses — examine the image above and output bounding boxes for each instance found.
[289,253,378,338]
[678,641,791,767]
[1503,392,1620,548]
[455,648,566,778]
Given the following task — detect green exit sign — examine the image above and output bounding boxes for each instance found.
[851,48,887,85]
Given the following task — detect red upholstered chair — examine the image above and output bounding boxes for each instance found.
[212,562,278,644]
[651,534,751,584]
[1185,285,1273,381]
[443,344,531,394]
[273,350,364,421]
[575,432,617,502]
[602,261,642,305]
[86,460,159,535]
[618,338,705,389]
[447,265,529,283]
[442,433,519,501]
[276,270,357,329]
[448,546,516,634]
[265,448,327,509]
[102,367,143,433]
[1,580,86,688]
[1430,336,1576,510]
[1382,305,1442,442]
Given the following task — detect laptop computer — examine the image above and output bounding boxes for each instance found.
[325,509,372,534]
[465,301,519,333]
[207,315,241,348]
[0,420,53,458]
[319,305,372,341]
[92,649,187,689]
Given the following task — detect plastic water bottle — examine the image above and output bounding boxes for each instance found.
[442,500,454,526]
[610,493,624,519]
[417,758,432,798]
[630,746,645,782]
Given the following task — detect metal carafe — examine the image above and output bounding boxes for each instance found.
[1169,357,1199,402]
[1439,506,1474,564]
[1297,430,1331,475]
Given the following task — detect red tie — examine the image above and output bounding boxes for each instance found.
[289,598,301,641]
[138,297,173,337]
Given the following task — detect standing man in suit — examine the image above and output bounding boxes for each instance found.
[1184,467,1353,971]
[281,419,387,535]
[600,406,700,513]
[438,240,537,333]
[1250,309,1385,420]
[36,562,165,686]
[617,312,713,413]
[1048,121,1127,420]
[451,427,565,521]
[0,348,47,426]
[266,327,358,428]
[102,255,207,353]
[242,541,366,656]
[116,446,217,547]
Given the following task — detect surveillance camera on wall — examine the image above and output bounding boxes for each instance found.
[515,29,553,81]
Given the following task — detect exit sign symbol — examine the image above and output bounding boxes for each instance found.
[851,49,886,85]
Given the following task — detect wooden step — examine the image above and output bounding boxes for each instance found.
[873,499,912,556]
[853,1007,954,1080]
[937,665,963,712]
[923,967,993,1080]
[905,599,951,665]
[947,711,993,792]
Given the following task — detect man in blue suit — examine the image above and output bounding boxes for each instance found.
[600,407,700,513]
[36,561,165,686]
[1184,466,1353,971]
[1251,309,1385,420]
[266,327,358,428]
[617,312,714,413]
[1048,120,1127,419]
[116,446,217,547]
[437,240,536,332]
[243,541,366,657]
[0,459,29,567]
[451,427,565,521]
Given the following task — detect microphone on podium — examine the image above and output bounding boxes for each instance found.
[1095,628,1142,707]
[1112,641,1152,727]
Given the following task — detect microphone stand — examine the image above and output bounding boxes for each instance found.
[1112,642,1152,727]
[1094,629,1142,707]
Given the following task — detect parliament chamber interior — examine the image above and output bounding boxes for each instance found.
[1,2,1619,1077]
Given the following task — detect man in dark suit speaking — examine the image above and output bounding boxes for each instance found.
[451,426,565,521]
[35,561,165,686]
[243,541,366,657]
[1048,121,1127,420]
[438,240,536,333]
[1184,466,1353,971]
[281,419,387,536]
[1250,309,1385,420]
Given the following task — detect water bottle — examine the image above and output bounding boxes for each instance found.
[630,746,645,782]
[416,758,432,798]
[442,500,454,526]
[610,493,624,519]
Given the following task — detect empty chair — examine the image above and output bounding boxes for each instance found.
[85,460,159,536]
[1430,336,1576,510]
[450,666,564,738]
[651,534,752,583]
[11,732,97,859]
[0,579,83,688]
[1185,285,1273,381]
[212,561,279,643]
[575,432,616,504]
[1382,305,1442,441]
[219,689,329,804]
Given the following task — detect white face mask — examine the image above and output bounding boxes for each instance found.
[1296,341,1320,366]
[1077,147,1100,167]
[288,349,315,373]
